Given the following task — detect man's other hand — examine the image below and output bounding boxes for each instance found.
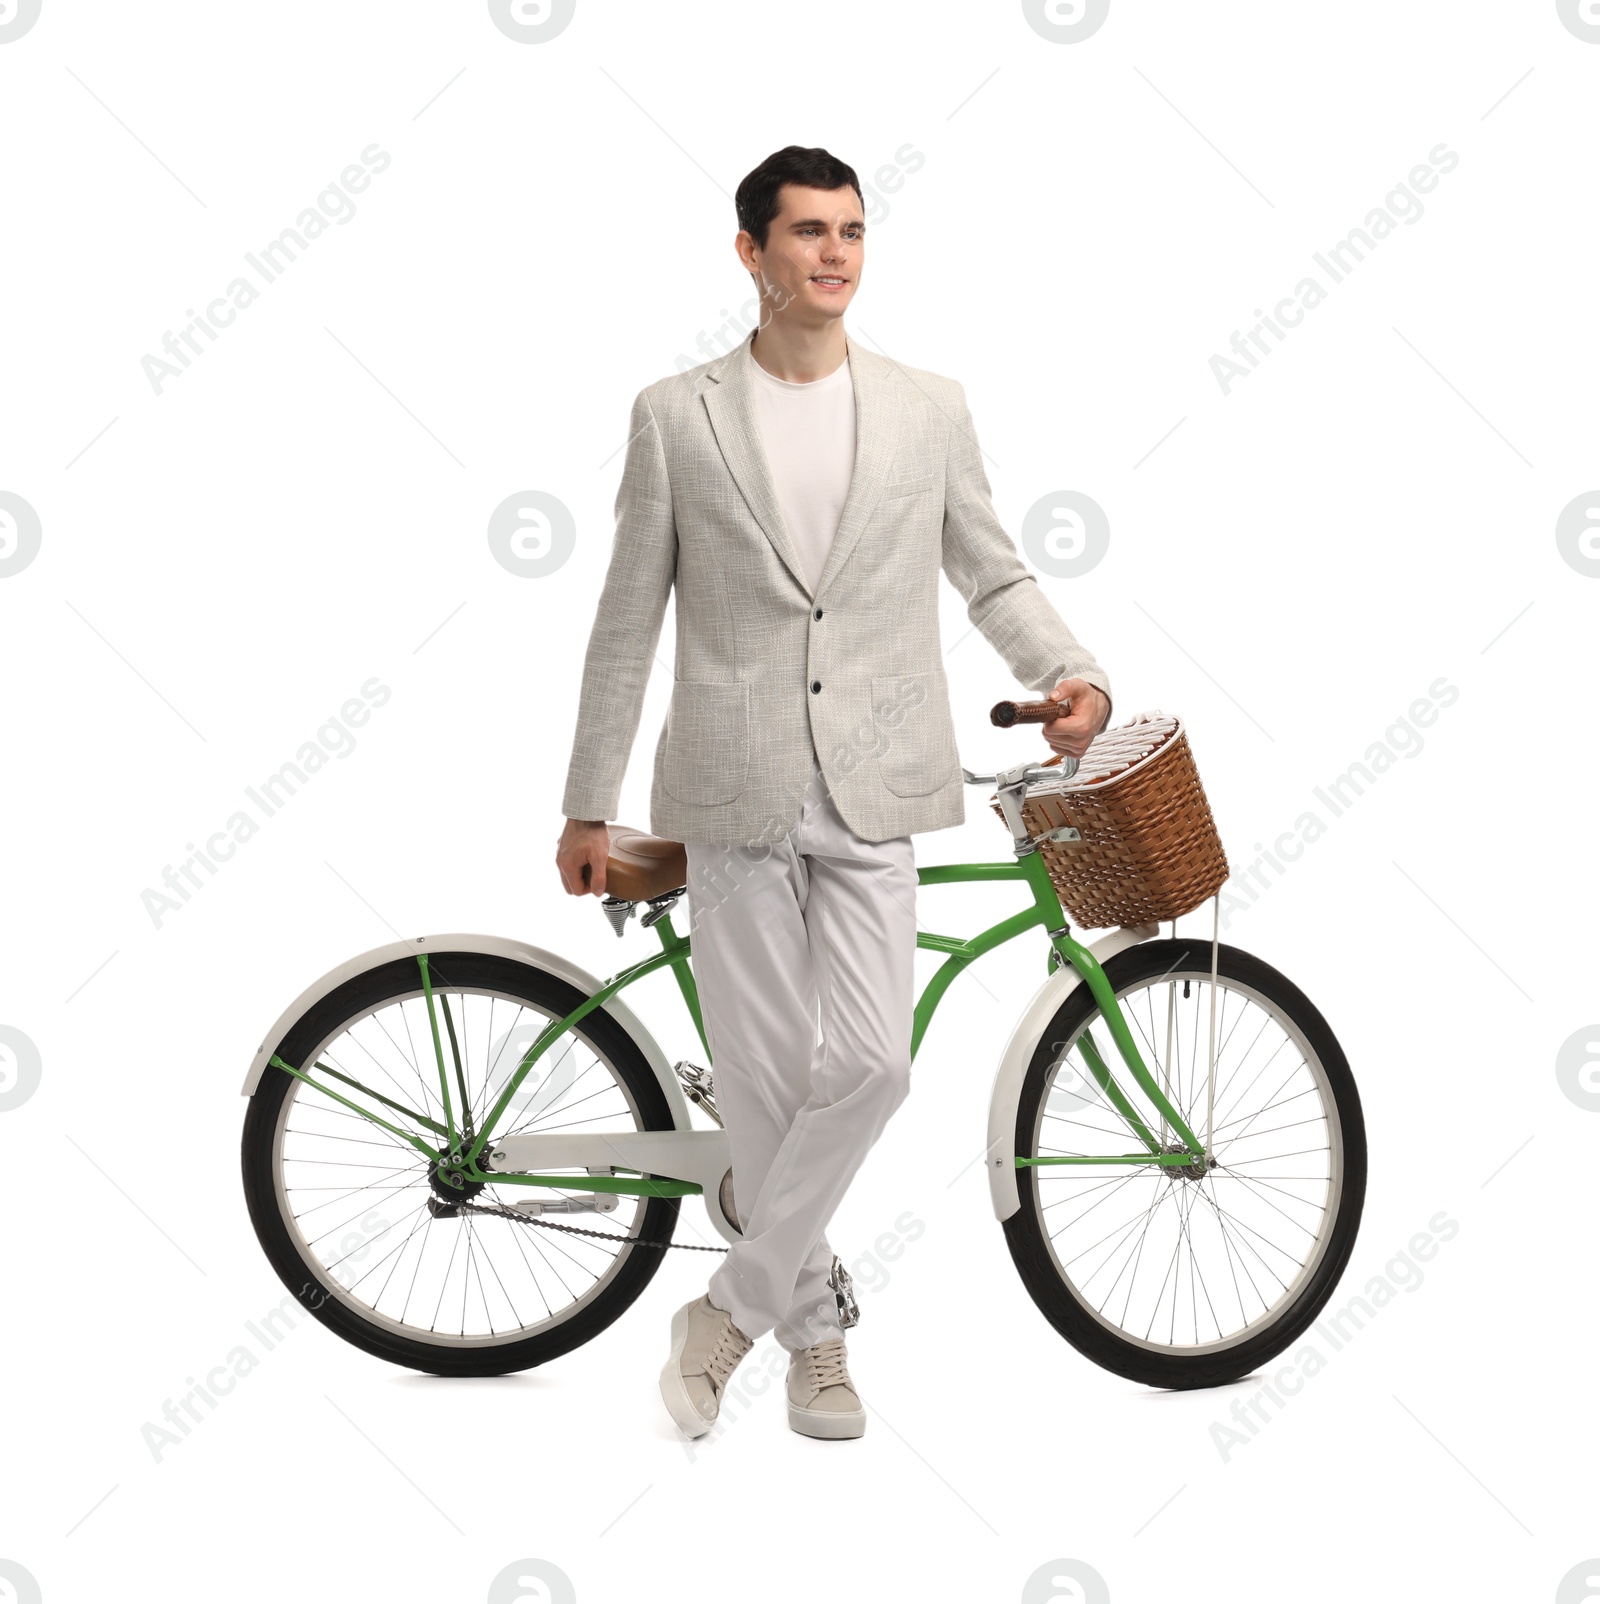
[557,818,611,897]
[1041,678,1111,761]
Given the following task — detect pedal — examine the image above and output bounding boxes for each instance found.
[509,1194,620,1217]
[828,1254,860,1330]
[673,1059,721,1123]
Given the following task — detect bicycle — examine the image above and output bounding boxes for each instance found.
[240,699,1365,1391]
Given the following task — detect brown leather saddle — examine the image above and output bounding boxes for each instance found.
[592,825,688,901]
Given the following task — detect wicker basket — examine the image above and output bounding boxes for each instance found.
[989,711,1229,930]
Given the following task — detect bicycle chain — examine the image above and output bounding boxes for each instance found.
[437,1194,728,1252]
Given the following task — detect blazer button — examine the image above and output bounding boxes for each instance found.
[810,680,822,694]
[813,608,823,620]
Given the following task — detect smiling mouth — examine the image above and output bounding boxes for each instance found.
[811,276,848,287]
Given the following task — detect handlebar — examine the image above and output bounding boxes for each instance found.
[990,695,1071,728]
[967,694,1082,787]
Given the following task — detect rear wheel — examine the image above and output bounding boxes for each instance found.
[242,952,681,1376]
[1004,938,1365,1389]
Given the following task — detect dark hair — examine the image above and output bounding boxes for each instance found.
[735,145,863,251]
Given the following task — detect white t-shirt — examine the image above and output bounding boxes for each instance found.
[748,347,857,596]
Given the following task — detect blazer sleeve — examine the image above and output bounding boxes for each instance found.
[940,381,1113,723]
[560,388,678,823]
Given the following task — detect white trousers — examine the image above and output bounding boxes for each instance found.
[685,752,917,1352]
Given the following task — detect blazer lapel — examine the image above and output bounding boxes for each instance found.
[812,339,893,601]
[701,333,812,599]
[701,330,896,604]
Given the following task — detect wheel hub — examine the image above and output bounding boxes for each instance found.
[429,1154,486,1203]
[1161,1141,1215,1182]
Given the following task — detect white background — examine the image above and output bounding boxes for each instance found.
[1,1,1595,1600]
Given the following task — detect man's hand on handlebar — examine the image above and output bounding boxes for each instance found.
[1041,678,1111,761]
[557,817,611,897]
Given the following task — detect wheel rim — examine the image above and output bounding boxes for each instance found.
[1026,968,1345,1357]
[270,985,659,1350]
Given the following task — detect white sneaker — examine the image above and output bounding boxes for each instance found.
[659,1292,754,1439]
[786,1336,866,1439]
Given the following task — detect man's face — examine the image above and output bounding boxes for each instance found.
[737,183,865,328]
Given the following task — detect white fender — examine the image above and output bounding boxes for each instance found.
[985,922,1160,1222]
[239,932,695,1133]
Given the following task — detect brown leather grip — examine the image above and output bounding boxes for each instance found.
[990,696,1071,728]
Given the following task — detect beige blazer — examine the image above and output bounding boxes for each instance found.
[561,329,1112,846]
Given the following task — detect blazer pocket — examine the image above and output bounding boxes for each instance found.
[662,679,750,806]
[881,474,935,501]
[870,669,960,797]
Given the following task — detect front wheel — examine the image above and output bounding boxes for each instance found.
[1004,938,1366,1390]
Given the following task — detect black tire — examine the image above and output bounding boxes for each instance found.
[242,951,681,1377]
[1003,939,1365,1390]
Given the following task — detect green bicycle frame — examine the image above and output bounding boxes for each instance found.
[269,846,1205,1197]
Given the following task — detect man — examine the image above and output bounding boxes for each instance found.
[555,146,1112,1440]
